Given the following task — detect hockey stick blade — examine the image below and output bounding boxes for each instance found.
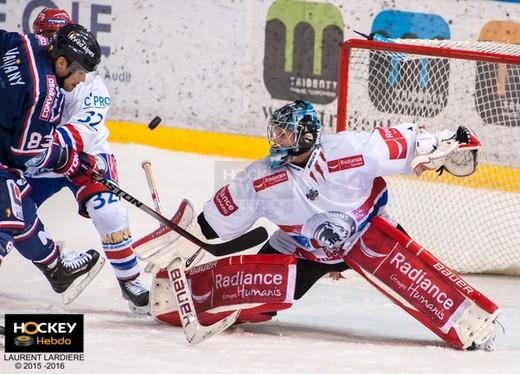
[168,258,240,344]
[93,176,268,256]
[186,309,240,344]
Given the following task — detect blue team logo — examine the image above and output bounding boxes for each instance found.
[368,10,451,117]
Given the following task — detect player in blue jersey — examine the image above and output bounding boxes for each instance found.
[0,23,105,303]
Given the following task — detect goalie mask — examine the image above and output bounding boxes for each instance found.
[267,100,321,168]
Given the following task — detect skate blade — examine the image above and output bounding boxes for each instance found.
[62,257,106,305]
[128,301,151,316]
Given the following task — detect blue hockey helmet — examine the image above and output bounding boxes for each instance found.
[267,100,321,168]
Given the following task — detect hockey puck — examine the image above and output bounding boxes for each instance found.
[14,335,34,347]
[148,116,162,130]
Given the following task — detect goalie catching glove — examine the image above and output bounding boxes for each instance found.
[411,126,481,177]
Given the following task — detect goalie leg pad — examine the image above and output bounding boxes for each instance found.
[151,254,296,326]
[344,216,500,350]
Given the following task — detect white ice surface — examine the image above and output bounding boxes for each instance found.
[1,144,519,374]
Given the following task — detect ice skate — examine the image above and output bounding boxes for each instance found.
[119,278,150,315]
[35,249,105,304]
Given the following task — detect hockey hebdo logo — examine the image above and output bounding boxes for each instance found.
[367,10,450,118]
[264,0,344,104]
[4,314,84,353]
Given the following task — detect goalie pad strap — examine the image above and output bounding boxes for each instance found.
[343,217,500,349]
[151,254,296,326]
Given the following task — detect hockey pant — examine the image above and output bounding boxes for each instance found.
[0,176,59,266]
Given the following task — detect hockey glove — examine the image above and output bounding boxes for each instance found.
[411,126,481,177]
[440,126,481,177]
[411,128,458,176]
[54,147,105,186]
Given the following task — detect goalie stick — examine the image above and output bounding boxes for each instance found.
[90,174,268,256]
[140,160,204,268]
[141,160,240,344]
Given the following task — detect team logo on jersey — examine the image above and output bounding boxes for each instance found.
[303,211,357,251]
[213,185,239,216]
[327,154,364,173]
[377,128,408,160]
[253,170,288,192]
[305,188,319,201]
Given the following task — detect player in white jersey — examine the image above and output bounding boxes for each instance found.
[27,8,149,313]
[194,100,480,299]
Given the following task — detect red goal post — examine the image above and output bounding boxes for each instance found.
[336,38,520,274]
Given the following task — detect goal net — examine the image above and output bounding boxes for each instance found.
[336,38,520,274]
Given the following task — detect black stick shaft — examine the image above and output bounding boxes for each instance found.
[93,176,267,256]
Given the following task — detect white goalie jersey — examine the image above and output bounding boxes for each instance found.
[203,122,420,264]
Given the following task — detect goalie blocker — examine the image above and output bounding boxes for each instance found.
[344,216,500,350]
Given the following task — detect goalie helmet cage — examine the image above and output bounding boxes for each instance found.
[336,38,520,275]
